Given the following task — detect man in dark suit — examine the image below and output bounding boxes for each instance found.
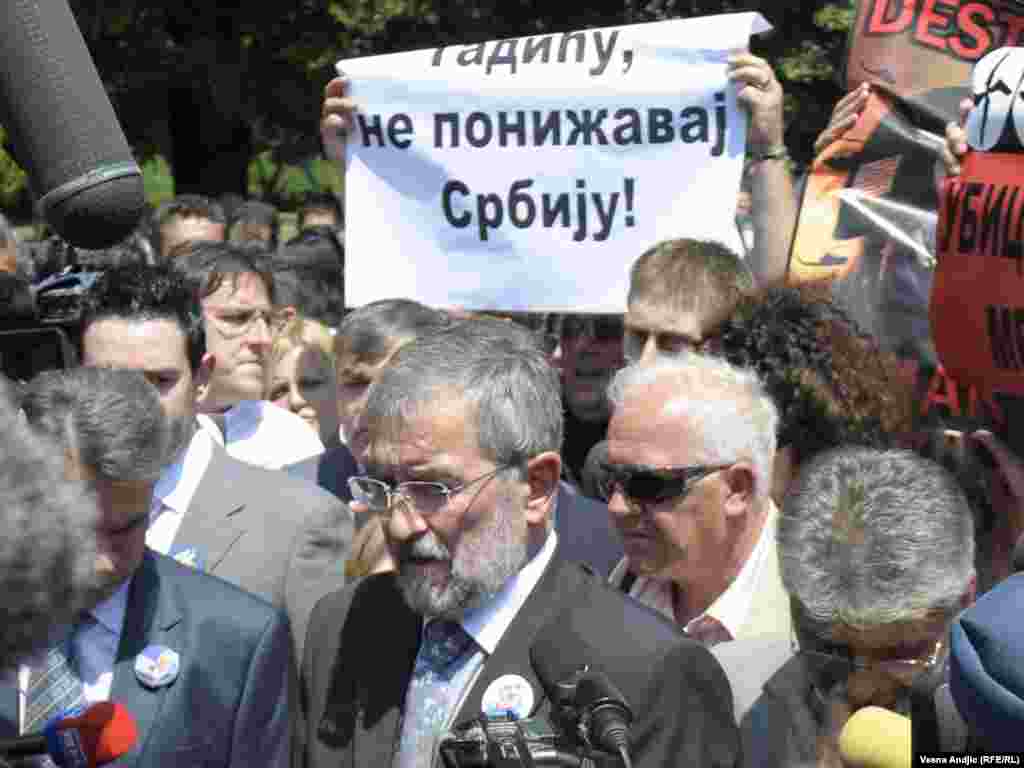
[301,317,739,768]
[286,437,360,503]
[739,447,976,765]
[2,367,292,767]
[78,263,352,657]
[285,299,451,530]
[553,482,622,579]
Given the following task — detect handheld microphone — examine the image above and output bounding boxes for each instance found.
[0,701,138,767]
[0,0,145,248]
[838,706,911,768]
[573,670,633,767]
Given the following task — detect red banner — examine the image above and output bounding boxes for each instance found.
[786,0,1024,436]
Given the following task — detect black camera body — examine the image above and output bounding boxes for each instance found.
[439,667,632,768]
[438,713,623,768]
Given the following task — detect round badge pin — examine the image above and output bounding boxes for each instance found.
[134,644,180,689]
[481,674,535,720]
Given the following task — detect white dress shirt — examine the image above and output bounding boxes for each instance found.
[197,400,324,470]
[18,580,131,733]
[147,426,214,556]
[609,503,779,639]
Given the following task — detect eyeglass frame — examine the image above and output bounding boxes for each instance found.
[791,634,947,682]
[597,462,733,508]
[203,304,288,338]
[348,462,519,516]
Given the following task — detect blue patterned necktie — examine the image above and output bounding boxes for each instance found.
[23,625,90,768]
[395,619,479,768]
[24,635,84,735]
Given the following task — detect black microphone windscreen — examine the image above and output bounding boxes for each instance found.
[0,0,144,248]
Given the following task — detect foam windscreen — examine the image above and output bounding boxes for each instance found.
[0,0,144,248]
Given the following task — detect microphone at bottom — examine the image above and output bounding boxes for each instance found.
[0,701,138,767]
[838,706,911,768]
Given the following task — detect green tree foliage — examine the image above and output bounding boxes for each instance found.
[0,127,28,211]
[0,0,854,213]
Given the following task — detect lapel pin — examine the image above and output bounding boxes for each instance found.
[135,645,180,689]
[481,674,535,720]
[169,544,205,571]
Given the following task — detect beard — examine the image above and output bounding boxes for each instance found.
[392,493,527,620]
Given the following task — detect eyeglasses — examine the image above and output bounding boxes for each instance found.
[794,635,946,685]
[204,305,287,337]
[623,329,705,363]
[597,462,732,506]
[561,315,624,342]
[348,464,516,516]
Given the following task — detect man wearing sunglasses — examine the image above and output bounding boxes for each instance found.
[604,354,791,647]
[624,238,756,364]
[301,317,740,768]
[737,447,976,765]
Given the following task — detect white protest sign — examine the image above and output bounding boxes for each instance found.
[338,12,771,312]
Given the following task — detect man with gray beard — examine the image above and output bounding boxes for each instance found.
[301,317,740,768]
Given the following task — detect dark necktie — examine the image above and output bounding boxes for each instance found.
[395,620,479,768]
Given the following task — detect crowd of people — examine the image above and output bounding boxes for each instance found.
[0,42,1022,768]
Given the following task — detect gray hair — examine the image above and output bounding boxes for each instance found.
[607,354,778,499]
[364,317,563,467]
[21,368,168,482]
[0,377,98,669]
[779,447,975,631]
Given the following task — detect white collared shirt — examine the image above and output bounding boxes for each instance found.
[146,426,215,556]
[18,579,131,733]
[197,400,324,470]
[610,502,779,639]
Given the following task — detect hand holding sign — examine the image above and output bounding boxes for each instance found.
[813,83,872,157]
[321,76,358,164]
[727,53,784,153]
[335,13,770,312]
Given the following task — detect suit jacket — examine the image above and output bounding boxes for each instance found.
[554,484,623,579]
[738,647,969,766]
[0,553,293,768]
[175,442,352,658]
[285,437,360,508]
[301,548,740,768]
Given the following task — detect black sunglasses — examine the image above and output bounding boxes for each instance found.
[561,315,624,341]
[597,462,732,505]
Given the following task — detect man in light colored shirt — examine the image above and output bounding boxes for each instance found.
[302,317,740,768]
[12,367,291,767]
[78,263,351,658]
[176,240,325,469]
[603,354,791,644]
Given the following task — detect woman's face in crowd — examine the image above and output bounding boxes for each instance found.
[267,344,340,445]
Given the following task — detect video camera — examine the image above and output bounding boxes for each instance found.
[439,668,634,768]
[0,268,98,387]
